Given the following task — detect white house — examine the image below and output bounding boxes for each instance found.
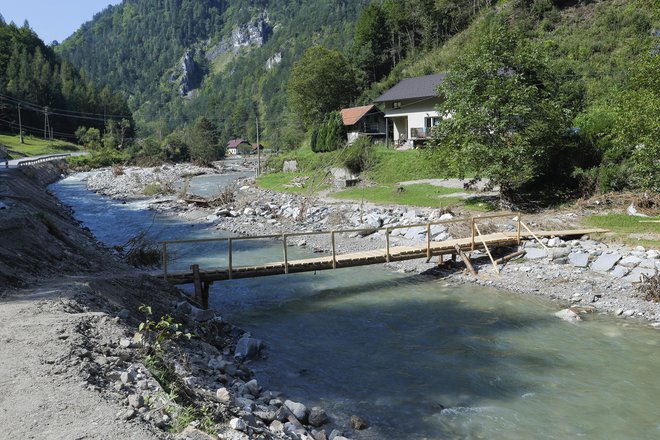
[373,73,446,149]
[226,139,250,155]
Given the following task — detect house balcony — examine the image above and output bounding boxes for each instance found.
[410,127,432,139]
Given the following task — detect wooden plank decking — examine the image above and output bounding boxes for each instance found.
[165,228,607,285]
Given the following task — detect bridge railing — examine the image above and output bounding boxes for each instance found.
[17,154,71,168]
[160,212,523,280]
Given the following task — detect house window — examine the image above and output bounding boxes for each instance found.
[425,117,440,129]
[393,102,401,109]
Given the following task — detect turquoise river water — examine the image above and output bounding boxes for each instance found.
[51,174,660,440]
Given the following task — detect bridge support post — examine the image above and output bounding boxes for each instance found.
[191,264,210,309]
[162,243,168,280]
[331,231,337,269]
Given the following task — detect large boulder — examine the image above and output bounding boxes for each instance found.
[234,337,263,361]
[308,407,329,427]
[283,160,298,172]
[568,252,589,268]
[554,309,582,323]
[591,252,622,272]
[284,400,308,423]
[525,248,547,260]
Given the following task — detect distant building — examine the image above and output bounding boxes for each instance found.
[373,73,446,149]
[251,143,264,153]
[340,104,386,145]
[226,139,250,155]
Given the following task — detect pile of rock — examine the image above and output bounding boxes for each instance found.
[86,164,217,199]
[521,238,659,284]
[116,302,363,440]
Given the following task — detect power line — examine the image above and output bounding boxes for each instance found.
[0,93,132,119]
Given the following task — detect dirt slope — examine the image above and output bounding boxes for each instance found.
[0,163,186,439]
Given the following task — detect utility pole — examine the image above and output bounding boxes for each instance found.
[43,107,48,140]
[18,104,24,144]
[256,115,261,177]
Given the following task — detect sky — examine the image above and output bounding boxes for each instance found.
[1,0,122,44]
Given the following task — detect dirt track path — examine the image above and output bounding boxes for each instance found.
[0,282,166,440]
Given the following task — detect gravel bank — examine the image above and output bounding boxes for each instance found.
[84,166,660,326]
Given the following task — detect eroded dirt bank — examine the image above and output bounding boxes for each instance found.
[0,163,369,440]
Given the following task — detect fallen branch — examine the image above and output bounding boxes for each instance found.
[494,250,526,265]
[455,245,477,277]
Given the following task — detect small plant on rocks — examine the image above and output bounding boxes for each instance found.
[636,272,660,302]
[137,305,191,352]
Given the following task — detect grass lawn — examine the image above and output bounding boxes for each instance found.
[256,172,328,194]
[584,214,660,248]
[366,148,439,184]
[0,134,80,158]
[331,183,466,207]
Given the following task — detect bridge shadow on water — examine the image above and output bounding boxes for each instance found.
[210,269,566,439]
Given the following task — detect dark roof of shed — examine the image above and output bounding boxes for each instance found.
[227,139,249,149]
[374,73,446,103]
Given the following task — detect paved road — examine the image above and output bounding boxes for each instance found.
[0,152,88,171]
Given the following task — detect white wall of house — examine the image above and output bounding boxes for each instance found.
[383,97,442,142]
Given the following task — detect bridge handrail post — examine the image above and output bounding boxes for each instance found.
[331,231,337,269]
[517,213,522,245]
[228,238,233,280]
[471,217,476,250]
[282,234,289,274]
[386,229,391,263]
[162,242,168,280]
[426,223,431,259]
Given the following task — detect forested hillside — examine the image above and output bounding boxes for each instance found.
[0,18,130,142]
[55,0,657,196]
[57,0,374,143]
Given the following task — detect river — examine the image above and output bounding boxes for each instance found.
[51,174,660,440]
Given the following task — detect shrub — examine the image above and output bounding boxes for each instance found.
[311,111,346,153]
[67,148,128,169]
[343,137,375,175]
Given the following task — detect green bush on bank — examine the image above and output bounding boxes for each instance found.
[67,148,129,168]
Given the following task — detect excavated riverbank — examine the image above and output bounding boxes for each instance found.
[1,163,352,440]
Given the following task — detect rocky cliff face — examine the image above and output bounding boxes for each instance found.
[178,49,199,97]
[206,12,272,63]
[266,51,282,70]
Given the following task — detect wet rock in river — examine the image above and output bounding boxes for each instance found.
[284,399,308,423]
[234,336,263,360]
[554,308,582,323]
[349,415,369,430]
[245,379,261,397]
[308,406,329,427]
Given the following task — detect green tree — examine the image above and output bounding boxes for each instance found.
[287,45,358,128]
[353,3,390,83]
[428,23,582,199]
[188,117,223,163]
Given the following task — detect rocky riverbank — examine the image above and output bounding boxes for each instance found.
[38,162,658,440]
[1,163,361,440]
[85,165,659,326]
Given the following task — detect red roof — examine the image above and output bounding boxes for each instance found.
[341,105,376,126]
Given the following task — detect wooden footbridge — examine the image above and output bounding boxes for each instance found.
[160,213,607,308]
